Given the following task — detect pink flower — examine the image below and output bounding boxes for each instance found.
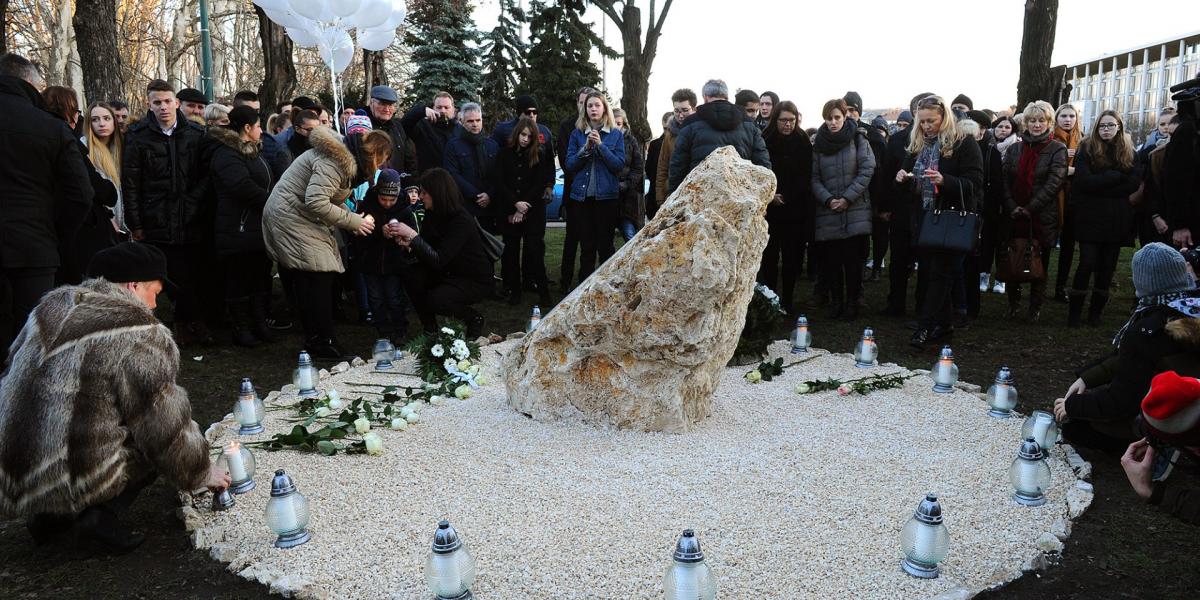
[837,384,852,396]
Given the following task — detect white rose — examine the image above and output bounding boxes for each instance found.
[315,407,331,418]
[457,359,472,371]
[441,327,455,335]
[354,417,371,434]
[405,412,420,424]
[444,358,458,373]
[328,397,344,410]
[431,344,445,357]
[390,417,408,431]
[405,401,421,412]
[467,365,481,378]
[430,396,446,406]
[364,432,383,455]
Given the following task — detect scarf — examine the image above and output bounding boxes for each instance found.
[1012,130,1050,208]
[913,135,941,210]
[814,119,857,155]
[1113,294,1200,347]
[1052,125,1081,227]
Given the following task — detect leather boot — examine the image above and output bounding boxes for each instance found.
[1005,287,1022,319]
[1067,290,1086,328]
[249,293,276,343]
[228,298,261,348]
[75,505,145,555]
[1087,290,1109,326]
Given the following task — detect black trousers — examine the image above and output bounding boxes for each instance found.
[574,197,619,283]
[221,251,271,301]
[757,219,802,308]
[1055,210,1076,293]
[917,250,965,330]
[502,214,548,292]
[289,269,337,340]
[887,219,915,312]
[560,177,580,287]
[1072,242,1121,295]
[401,265,490,333]
[1007,244,1053,307]
[817,235,867,305]
[870,214,889,267]
[150,242,205,323]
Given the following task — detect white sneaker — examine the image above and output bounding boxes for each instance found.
[979,273,990,293]
[993,281,1006,294]
[865,259,875,269]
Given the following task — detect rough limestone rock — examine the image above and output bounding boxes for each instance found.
[503,146,775,432]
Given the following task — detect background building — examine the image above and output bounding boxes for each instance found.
[1065,30,1200,143]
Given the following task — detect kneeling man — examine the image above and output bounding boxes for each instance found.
[0,242,229,552]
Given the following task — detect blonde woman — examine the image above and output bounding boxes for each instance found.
[204,103,230,127]
[1067,110,1141,326]
[1001,100,1068,321]
[1052,103,1083,302]
[84,101,124,232]
[894,96,983,347]
[564,91,625,282]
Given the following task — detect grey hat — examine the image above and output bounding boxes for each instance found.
[897,110,913,124]
[370,85,399,103]
[1133,243,1197,299]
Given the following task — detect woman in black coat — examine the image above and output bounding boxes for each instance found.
[613,108,646,242]
[758,101,813,314]
[895,96,983,348]
[390,168,493,338]
[209,106,273,347]
[498,117,555,307]
[1068,111,1142,326]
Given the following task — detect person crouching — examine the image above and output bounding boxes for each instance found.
[0,242,230,553]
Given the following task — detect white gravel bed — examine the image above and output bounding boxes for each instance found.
[181,340,1090,599]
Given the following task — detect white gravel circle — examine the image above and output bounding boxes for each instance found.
[182,340,1089,599]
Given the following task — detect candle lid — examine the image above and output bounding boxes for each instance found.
[796,314,808,326]
[672,529,705,563]
[995,366,1014,385]
[270,469,298,496]
[1017,437,1046,461]
[912,493,944,525]
[939,346,953,360]
[240,377,255,396]
[862,327,875,338]
[212,487,235,510]
[532,305,541,316]
[297,351,313,367]
[431,519,463,554]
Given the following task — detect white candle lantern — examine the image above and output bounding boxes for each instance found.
[233,377,265,435]
[790,314,812,354]
[373,339,396,371]
[265,469,311,548]
[986,367,1019,418]
[663,528,717,600]
[425,519,477,600]
[293,351,319,399]
[899,493,950,579]
[854,327,878,368]
[1010,437,1051,506]
[931,346,959,393]
[1021,410,1059,451]
[215,441,256,494]
[526,305,542,333]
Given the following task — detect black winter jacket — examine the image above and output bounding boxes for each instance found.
[667,100,770,193]
[899,136,985,214]
[121,110,208,244]
[979,138,1006,221]
[877,126,913,219]
[407,208,493,283]
[58,144,118,284]
[1070,144,1142,245]
[764,129,814,225]
[352,196,417,275]
[400,105,459,173]
[208,127,272,257]
[617,133,645,225]
[0,76,92,269]
[645,135,664,209]
[444,131,499,218]
[497,144,555,220]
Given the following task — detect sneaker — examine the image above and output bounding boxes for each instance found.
[979,273,990,293]
[992,281,1006,295]
[1152,447,1181,482]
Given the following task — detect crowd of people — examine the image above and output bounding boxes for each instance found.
[2,43,1200,553]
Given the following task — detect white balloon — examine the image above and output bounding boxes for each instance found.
[350,0,390,29]
[263,6,305,29]
[289,0,325,20]
[329,0,361,18]
[286,26,320,48]
[381,6,406,29]
[252,0,286,11]
[329,42,354,73]
[358,28,395,51]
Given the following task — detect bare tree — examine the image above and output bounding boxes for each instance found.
[74,0,123,105]
[254,5,295,113]
[1016,0,1060,111]
[591,0,674,142]
[1,0,9,54]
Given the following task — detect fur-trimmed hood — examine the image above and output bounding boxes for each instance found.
[308,125,355,180]
[1167,316,1200,347]
[0,278,211,517]
[207,125,260,158]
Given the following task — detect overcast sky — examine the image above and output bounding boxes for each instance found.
[474,0,1200,135]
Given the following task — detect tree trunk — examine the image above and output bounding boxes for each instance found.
[73,0,123,105]
[616,3,651,142]
[363,49,387,103]
[255,6,295,115]
[1016,0,1059,111]
[1,0,9,54]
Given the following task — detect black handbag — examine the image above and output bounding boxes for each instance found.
[475,217,505,262]
[915,182,979,253]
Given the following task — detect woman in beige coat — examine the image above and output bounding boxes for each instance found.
[263,126,388,357]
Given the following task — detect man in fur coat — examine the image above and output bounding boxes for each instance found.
[0,242,229,553]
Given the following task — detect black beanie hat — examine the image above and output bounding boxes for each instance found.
[952,94,974,110]
[966,109,991,131]
[87,242,172,285]
[843,91,863,113]
[514,95,538,114]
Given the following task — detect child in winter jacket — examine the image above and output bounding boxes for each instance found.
[352,169,416,344]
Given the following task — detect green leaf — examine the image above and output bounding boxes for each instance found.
[317,440,337,456]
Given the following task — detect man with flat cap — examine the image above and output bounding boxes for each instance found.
[365,84,418,174]
[0,242,229,553]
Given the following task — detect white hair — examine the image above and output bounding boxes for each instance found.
[460,102,482,116]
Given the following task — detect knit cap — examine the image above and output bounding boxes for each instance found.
[514,95,538,114]
[376,168,402,198]
[1132,243,1196,299]
[400,172,419,192]
[897,110,913,124]
[1141,371,1200,443]
[870,115,888,131]
[346,109,372,137]
[842,91,863,113]
[951,94,974,110]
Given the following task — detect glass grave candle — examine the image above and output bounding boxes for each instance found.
[900,493,950,579]
[1021,410,1059,451]
[527,305,542,333]
[233,377,264,435]
[425,519,477,600]
[293,351,319,399]
[986,367,1019,418]
[265,469,311,548]
[931,346,959,393]
[791,314,812,354]
[373,339,396,371]
[663,529,717,600]
[1010,437,1051,506]
[216,440,256,494]
[854,327,879,368]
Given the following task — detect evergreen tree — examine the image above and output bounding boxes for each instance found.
[521,0,612,130]
[478,0,528,127]
[404,0,482,107]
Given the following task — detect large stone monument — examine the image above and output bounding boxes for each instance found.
[503,146,776,432]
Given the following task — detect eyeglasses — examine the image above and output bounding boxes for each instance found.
[673,107,693,115]
[916,96,945,109]
[1097,123,1119,130]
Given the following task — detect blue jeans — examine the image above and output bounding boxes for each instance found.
[618,219,638,242]
[362,273,410,340]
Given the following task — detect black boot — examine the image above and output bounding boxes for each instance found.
[228,298,261,348]
[1005,288,1022,319]
[25,513,73,545]
[465,310,485,338]
[306,336,347,360]
[1087,290,1109,326]
[249,293,276,343]
[1067,290,1086,328]
[75,505,145,555]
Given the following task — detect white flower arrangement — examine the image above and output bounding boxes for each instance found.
[451,339,470,360]
[431,344,445,357]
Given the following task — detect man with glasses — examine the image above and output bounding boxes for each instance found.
[654,88,697,209]
[365,85,418,174]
